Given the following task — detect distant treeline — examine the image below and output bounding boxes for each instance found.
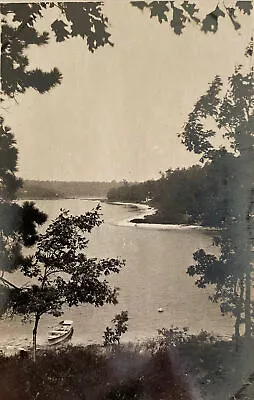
[107,152,234,227]
[18,180,122,199]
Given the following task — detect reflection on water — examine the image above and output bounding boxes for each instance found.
[0,199,233,351]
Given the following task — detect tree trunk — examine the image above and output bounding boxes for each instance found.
[32,313,40,363]
[235,278,244,351]
[245,269,251,337]
[235,314,240,338]
[244,187,254,337]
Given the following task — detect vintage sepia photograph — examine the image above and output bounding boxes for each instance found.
[0,1,253,399]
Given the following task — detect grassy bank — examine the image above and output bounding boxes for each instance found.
[1,331,254,400]
[0,345,190,400]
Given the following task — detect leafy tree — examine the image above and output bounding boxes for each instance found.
[179,39,254,343]
[7,206,125,361]
[152,166,206,225]
[103,311,129,346]
[107,179,154,204]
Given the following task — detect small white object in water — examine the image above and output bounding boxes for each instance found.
[158,308,164,313]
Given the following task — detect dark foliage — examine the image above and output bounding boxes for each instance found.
[179,43,254,337]
[131,1,253,33]
[103,311,129,346]
[0,117,48,289]
[0,117,22,199]
[1,2,253,102]
[0,345,191,400]
[0,2,112,101]
[0,334,253,400]
[201,6,225,34]
[107,158,234,227]
[0,200,47,274]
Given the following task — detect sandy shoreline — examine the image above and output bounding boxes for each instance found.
[109,201,217,231]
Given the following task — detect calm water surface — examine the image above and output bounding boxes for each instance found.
[0,199,233,350]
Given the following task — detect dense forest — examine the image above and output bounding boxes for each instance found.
[17,180,122,199]
[107,151,235,227]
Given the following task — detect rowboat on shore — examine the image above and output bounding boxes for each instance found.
[48,320,74,346]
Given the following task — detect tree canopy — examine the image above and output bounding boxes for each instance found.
[0,2,112,102]
[0,116,47,281]
[107,160,236,227]
[180,41,253,341]
[1,2,253,103]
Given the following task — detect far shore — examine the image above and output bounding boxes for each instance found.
[17,196,106,201]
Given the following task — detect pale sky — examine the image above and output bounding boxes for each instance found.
[3,1,253,182]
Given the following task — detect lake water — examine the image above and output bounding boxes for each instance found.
[0,199,233,351]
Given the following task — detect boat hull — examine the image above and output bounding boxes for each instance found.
[48,326,74,346]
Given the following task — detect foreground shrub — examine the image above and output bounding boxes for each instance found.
[0,344,191,400]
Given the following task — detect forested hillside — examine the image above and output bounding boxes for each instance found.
[107,152,234,227]
[18,180,122,199]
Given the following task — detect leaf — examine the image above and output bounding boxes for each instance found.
[245,37,253,57]
[24,67,62,94]
[236,1,253,15]
[201,6,225,33]
[62,3,111,52]
[130,1,149,10]
[51,19,70,42]
[149,1,169,23]
[170,2,187,34]
[181,1,200,23]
